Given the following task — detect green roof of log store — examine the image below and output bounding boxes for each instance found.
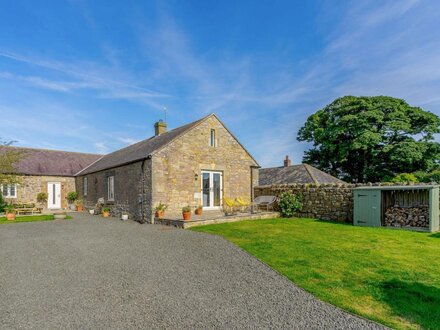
[353,185,439,232]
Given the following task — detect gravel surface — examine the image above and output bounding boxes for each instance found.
[0,213,386,329]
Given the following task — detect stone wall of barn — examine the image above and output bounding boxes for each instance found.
[151,115,258,219]
[75,159,153,222]
[4,175,75,209]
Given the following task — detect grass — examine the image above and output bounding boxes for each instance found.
[191,218,440,329]
[0,214,72,224]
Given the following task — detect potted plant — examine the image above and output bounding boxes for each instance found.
[121,214,129,221]
[75,199,84,212]
[195,205,203,215]
[67,191,78,211]
[155,202,168,219]
[182,206,191,221]
[36,192,48,209]
[102,207,110,218]
[5,206,16,221]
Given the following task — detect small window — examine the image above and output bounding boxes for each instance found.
[107,176,114,201]
[210,129,216,147]
[83,177,88,196]
[1,184,17,198]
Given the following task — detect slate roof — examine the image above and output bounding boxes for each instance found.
[0,146,102,177]
[77,114,212,175]
[259,164,345,185]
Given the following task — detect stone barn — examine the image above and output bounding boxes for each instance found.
[75,114,259,222]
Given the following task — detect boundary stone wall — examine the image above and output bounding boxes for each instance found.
[254,182,439,223]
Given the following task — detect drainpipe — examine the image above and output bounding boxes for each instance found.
[139,159,146,224]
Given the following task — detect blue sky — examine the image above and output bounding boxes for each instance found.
[1,0,439,167]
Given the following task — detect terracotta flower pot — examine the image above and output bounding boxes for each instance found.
[182,211,191,221]
[102,211,110,218]
[6,213,16,221]
[195,208,202,215]
[155,210,164,219]
[76,205,84,212]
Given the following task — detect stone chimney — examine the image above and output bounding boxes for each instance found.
[154,120,167,136]
[284,155,291,167]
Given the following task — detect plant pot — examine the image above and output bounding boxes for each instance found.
[76,205,84,212]
[195,208,202,215]
[155,210,165,219]
[89,209,95,214]
[102,211,110,218]
[6,213,16,221]
[182,211,191,221]
[69,204,76,211]
[121,214,129,221]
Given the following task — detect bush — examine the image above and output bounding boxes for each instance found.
[36,192,48,203]
[278,192,302,217]
[0,192,5,213]
[414,170,440,183]
[390,173,418,183]
[67,191,78,203]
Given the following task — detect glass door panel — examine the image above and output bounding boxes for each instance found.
[202,173,210,207]
[213,173,221,207]
[201,171,223,209]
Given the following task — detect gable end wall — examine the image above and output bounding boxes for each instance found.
[152,116,258,218]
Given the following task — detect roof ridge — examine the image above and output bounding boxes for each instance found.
[302,163,319,184]
[260,164,304,170]
[1,145,102,156]
[74,155,106,176]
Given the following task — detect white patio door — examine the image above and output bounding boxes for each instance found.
[47,182,61,209]
[201,171,223,210]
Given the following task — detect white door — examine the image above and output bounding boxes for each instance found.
[47,182,61,209]
[201,171,223,210]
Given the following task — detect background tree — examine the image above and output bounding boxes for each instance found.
[0,139,23,186]
[297,96,440,183]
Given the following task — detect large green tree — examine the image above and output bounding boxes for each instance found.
[0,140,22,186]
[297,96,440,182]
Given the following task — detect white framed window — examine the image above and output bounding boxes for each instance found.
[83,177,88,196]
[1,184,17,198]
[107,176,114,201]
[210,129,216,147]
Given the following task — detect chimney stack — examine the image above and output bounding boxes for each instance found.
[284,155,291,167]
[154,120,167,136]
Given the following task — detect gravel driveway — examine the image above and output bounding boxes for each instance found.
[0,213,385,329]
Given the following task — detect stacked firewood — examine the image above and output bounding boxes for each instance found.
[384,205,429,228]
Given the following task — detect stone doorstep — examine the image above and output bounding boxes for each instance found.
[155,211,280,229]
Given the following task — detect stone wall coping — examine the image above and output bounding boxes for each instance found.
[256,182,439,189]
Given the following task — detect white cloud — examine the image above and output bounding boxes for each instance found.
[94,142,108,154]
[117,137,139,145]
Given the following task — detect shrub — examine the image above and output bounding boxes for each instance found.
[0,192,5,213]
[390,173,418,183]
[67,191,78,203]
[182,206,191,213]
[102,207,110,213]
[36,192,48,203]
[278,192,302,217]
[414,170,440,183]
[155,202,168,212]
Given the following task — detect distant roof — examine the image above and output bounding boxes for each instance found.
[0,146,102,177]
[77,114,212,175]
[259,164,345,185]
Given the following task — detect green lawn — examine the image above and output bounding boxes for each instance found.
[0,214,71,224]
[191,218,440,330]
